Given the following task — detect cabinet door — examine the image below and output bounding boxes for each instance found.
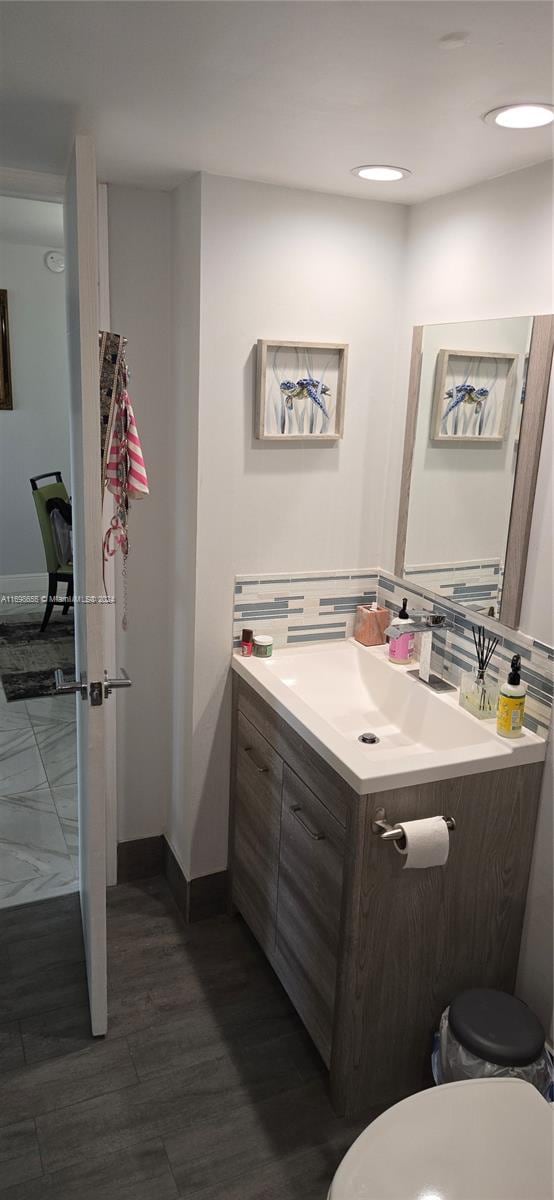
[231,711,283,955]
[275,766,345,1064]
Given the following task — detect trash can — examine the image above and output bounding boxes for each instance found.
[432,989,553,1099]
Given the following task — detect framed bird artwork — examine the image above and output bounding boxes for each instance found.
[430,348,518,445]
[255,340,348,442]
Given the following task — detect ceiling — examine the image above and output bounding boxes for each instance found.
[1,1,552,204]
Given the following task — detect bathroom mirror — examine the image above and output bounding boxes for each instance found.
[396,314,554,629]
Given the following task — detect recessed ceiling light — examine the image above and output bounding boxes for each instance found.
[483,103,554,129]
[351,165,411,182]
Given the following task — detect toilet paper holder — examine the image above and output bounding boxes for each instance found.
[372,806,456,842]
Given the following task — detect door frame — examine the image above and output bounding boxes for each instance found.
[0,165,118,885]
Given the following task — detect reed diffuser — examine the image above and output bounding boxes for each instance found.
[459,625,500,719]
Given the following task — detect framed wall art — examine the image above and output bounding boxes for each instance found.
[431,348,518,445]
[0,290,13,411]
[256,340,348,442]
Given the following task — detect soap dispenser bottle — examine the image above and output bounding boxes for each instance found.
[497,654,527,738]
[388,598,415,665]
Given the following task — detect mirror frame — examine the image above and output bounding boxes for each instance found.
[395,314,554,630]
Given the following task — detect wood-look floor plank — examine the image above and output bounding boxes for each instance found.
[7,927,84,975]
[164,1078,365,1198]
[106,916,261,995]
[0,1038,137,1127]
[176,1134,358,1200]
[0,1119,42,1192]
[0,959,88,1024]
[0,880,366,1198]
[116,957,287,1036]
[0,1021,24,1071]
[21,948,293,1068]
[0,894,80,952]
[20,1004,93,1066]
[0,1139,178,1200]
[36,1033,306,1174]
[108,908,291,1042]
[127,991,301,1080]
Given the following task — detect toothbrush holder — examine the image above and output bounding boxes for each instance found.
[354,606,390,647]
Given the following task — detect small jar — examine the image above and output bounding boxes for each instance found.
[253,634,273,658]
[240,628,254,657]
[459,669,499,720]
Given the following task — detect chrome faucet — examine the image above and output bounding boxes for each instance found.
[384,611,456,692]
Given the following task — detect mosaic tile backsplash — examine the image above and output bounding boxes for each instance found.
[233,567,552,738]
[233,570,379,649]
[378,571,552,737]
[404,558,503,618]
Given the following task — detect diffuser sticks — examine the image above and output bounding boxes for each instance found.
[459,624,500,719]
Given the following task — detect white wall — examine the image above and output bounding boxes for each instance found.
[107,186,173,842]
[387,160,552,1037]
[0,235,71,578]
[168,173,406,878]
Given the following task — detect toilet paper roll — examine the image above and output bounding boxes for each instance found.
[393,816,450,869]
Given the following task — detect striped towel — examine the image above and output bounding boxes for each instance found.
[106,390,149,501]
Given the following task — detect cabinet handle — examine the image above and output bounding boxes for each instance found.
[289,804,325,841]
[243,746,269,774]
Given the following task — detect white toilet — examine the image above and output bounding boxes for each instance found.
[328,1078,552,1200]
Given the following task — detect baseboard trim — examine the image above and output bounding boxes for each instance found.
[163,839,189,921]
[0,573,49,600]
[163,839,228,923]
[117,834,228,923]
[188,868,229,923]
[117,835,164,883]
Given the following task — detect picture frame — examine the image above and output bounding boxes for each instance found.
[430,348,518,445]
[256,339,348,442]
[0,290,13,411]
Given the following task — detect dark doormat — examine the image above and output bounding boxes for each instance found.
[0,613,75,701]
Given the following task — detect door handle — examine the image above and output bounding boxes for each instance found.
[289,805,325,841]
[54,669,87,699]
[104,668,132,698]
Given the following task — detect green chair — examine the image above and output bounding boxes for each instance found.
[30,472,74,633]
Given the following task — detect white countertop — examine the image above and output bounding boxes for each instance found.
[231,639,546,796]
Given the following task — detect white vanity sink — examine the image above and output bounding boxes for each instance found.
[232,639,545,794]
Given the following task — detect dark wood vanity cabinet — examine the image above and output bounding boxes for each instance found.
[232,711,282,957]
[229,674,543,1118]
[275,766,345,1063]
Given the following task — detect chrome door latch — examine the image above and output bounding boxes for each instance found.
[104,668,132,699]
[54,669,132,704]
[54,669,88,700]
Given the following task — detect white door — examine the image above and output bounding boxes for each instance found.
[64,135,107,1035]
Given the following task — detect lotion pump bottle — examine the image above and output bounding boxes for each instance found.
[388,598,415,665]
[497,654,526,738]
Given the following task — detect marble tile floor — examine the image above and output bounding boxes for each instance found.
[0,677,78,909]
